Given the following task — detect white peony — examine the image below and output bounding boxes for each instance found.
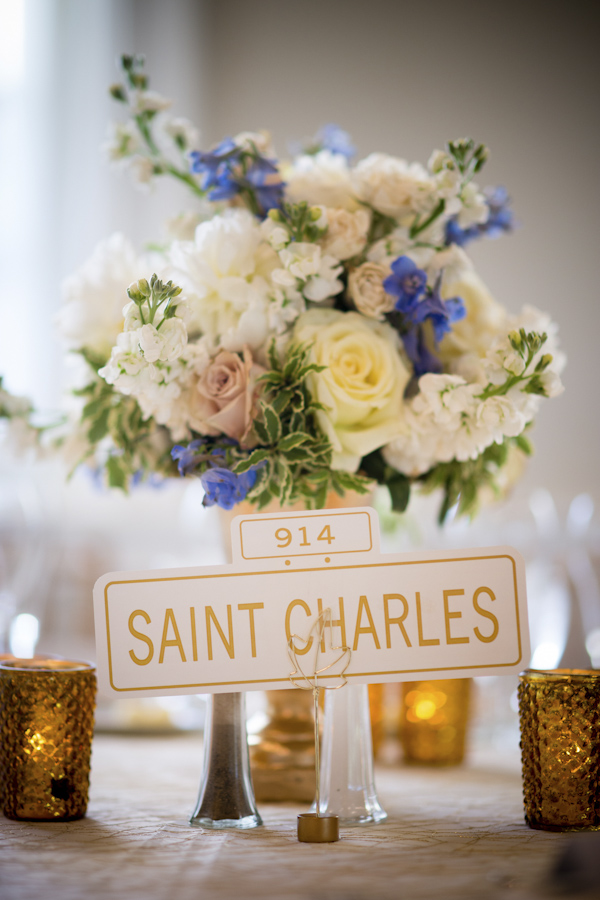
[57,234,149,361]
[352,153,438,221]
[439,269,508,376]
[284,151,357,210]
[169,209,279,352]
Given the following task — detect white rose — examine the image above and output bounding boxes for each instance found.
[321,208,371,260]
[293,309,410,471]
[347,262,395,319]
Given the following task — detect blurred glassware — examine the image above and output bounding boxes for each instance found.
[400,679,472,765]
[0,452,47,656]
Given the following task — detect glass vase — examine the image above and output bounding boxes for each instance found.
[312,682,387,825]
[220,488,375,803]
[190,691,262,829]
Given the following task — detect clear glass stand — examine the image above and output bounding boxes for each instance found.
[190,692,262,829]
[311,683,387,825]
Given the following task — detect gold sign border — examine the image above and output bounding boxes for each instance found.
[104,553,522,692]
[238,509,373,560]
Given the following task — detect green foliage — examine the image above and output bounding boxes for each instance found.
[419,433,533,524]
[74,376,176,489]
[233,342,372,509]
[127,274,183,326]
[446,138,489,177]
[361,449,411,513]
[479,329,552,400]
[109,55,204,198]
[269,202,327,244]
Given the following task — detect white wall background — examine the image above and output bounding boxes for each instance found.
[0,0,598,515]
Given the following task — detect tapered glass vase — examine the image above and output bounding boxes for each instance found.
[190,691,262,829]
[312,683,386,825]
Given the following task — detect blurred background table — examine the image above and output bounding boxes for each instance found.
[0,732,580,900]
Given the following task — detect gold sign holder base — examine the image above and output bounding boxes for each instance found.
[297,813,339,843]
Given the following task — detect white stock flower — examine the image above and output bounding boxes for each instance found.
[164,117,200,149]
[138,318,188,363]
[272,242,343,303]
[352,153,437,220]
[284,151,357,210]
[126,155,155,187]
[131,90,172,113]
[169,209,279,352]
[457,182,488,228]
[233,130,274,155]
[320,208,370,260]
[103,122,141,161]
[261,217,290,252]
[57,234,148,361]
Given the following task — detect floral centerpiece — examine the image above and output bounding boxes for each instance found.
[57,55,564,522]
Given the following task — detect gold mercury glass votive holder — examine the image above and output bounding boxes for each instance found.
[518,669,600,831]
[400,678,471,765]
[0,658,96,821]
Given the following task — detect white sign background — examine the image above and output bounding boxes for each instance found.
[93,508,529,697]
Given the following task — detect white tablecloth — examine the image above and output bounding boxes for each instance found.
[0,733,579,900]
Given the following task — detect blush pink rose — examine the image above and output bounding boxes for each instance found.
[195,348,265,446]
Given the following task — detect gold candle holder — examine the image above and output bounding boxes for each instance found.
[0,658,96,821]
[518,669,600,832]
[400,678,471,765]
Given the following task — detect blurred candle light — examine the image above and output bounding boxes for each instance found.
[0,658,96,820]
[400,679,471,765]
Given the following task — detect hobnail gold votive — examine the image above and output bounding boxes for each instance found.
[0,658,96,821]
[518,669,600,832]
[400,678,471,765]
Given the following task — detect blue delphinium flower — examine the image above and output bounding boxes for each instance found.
[445,185,514,247]
[482,186,514,238]
[385,259,466,377]
[171,439,206,476]
[412,282,466,343]
[401,329,443,378]
[189,138,240,199]
[315,124,356,160]
[383,256,428,314]
[200,466,258,510]
[245,157,285,212]
[189,138,284,215]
